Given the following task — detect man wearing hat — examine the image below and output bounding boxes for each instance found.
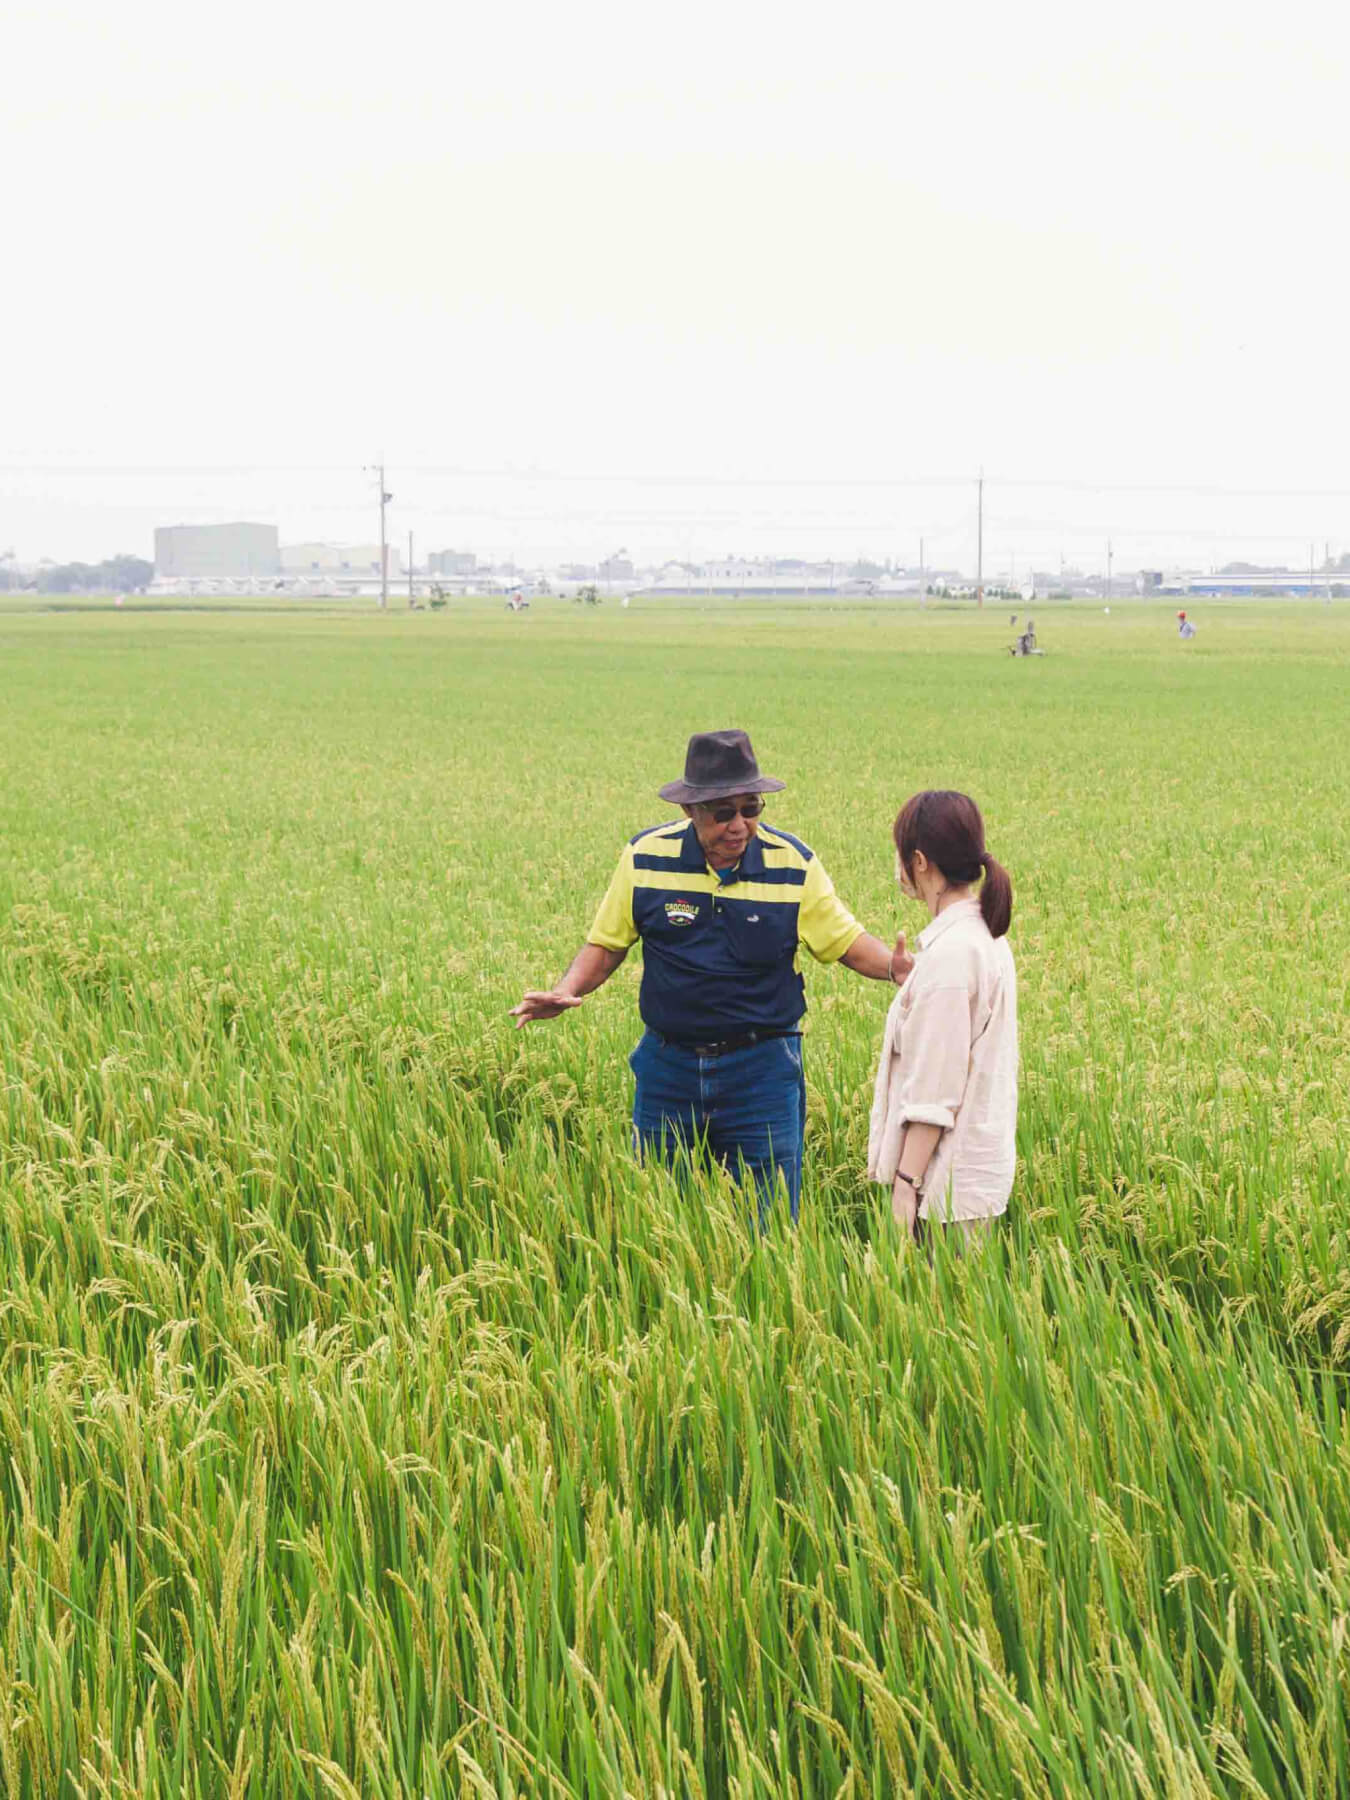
[510,729,911,1217]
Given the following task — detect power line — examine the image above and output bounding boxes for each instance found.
[3,463,1349,501]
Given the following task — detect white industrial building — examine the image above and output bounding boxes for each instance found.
[154,522,280,578]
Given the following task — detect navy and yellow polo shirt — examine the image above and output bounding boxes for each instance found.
[587,820,863,1042]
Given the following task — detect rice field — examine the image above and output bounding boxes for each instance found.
[1,595,1349,1798]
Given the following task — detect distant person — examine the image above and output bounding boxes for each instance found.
[869,791,1018,1250]
[1177,610,1197,639]
[1009,617,1039,656]
[510,729,913,1219]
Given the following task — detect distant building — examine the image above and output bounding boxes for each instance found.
[155,522,280,578]
[427,549,477,576]
[637,573,875,598]
[704,559,766,581]
[1160,571,1346,597]
[281,542,402,576]
[599,556,634,580]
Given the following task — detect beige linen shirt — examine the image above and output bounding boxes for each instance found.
[867,896,1018,1222]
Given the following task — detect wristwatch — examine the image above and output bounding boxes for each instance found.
[894,1170,922,1195]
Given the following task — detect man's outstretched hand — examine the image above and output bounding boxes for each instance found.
[839,928,916,985]
[509,944,628,1027]
[509,989,586,1027]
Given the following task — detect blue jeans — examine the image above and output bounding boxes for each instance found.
[629,1030,806,1220]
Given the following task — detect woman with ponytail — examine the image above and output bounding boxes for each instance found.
[868,791,1018,1247]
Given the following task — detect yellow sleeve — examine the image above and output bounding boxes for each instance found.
[587,845,639,951]
[798,855,864,963]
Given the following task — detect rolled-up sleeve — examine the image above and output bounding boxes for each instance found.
[587,846,639,951]
[797,856,864,963]
[896,984,972,1129]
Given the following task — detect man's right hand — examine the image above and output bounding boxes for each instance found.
[509,989,586,1027]
[509,943,627,1027]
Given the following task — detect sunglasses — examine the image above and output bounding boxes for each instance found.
[698,798,766,824]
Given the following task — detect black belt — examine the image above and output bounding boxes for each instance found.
[655,1027,801,1058]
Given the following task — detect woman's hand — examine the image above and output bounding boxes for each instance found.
[891,1173,919,1239]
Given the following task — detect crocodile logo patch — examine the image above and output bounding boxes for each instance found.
[664,900,698,926]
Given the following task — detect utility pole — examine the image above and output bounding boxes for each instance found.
[976,470,984,609]
[1106,539,1113,604]
[408,530,415,608]
[380,466,390,610]
[364,461,393,608]
[375,463,391,610]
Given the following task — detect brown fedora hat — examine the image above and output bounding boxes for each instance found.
[658,729,787,804]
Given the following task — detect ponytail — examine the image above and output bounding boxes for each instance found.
[979,851,1013,938]
[894,790,1014,938]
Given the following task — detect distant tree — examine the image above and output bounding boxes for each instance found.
[574,584,602,605]
[36,563,92,594]
[35,554,152,594]
[104,554,152,591]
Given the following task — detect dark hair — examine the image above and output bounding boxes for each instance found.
[893,790,1013,938]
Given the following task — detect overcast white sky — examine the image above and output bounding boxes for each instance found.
[3,0,1348,572]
